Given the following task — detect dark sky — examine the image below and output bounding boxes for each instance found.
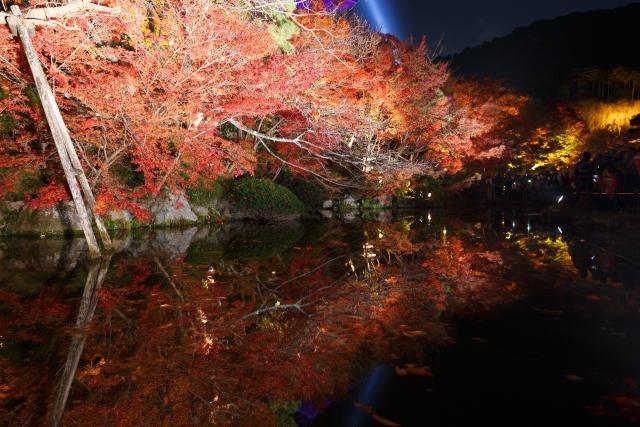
[354,0,636,54]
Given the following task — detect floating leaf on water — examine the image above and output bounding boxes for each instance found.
[402,330,427,338]
[384,276,398,285]
[505,282,517,291]
[354,402,401,427]
[372,412,401,427]
[395,364,432,377]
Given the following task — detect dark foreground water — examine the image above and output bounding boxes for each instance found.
[1,210,639,426]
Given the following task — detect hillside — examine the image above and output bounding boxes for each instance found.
[447,3,640,99]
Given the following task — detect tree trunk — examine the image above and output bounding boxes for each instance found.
[8,6,102,257]
[60,136,113,250]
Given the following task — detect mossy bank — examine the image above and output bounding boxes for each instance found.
[0,177,312,236]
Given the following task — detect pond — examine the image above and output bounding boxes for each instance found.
[1,210,639,426]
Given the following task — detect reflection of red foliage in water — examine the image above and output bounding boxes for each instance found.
[588,393,640,424]
[0,229,515,426]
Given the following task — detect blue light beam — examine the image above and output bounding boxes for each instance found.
[358,0,398,36]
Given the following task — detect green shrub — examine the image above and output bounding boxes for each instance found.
[276,171,325,209]
[187,180,224,206]
[225,178,303,215]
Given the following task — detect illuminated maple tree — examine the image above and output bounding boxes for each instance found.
[0,0,517,211]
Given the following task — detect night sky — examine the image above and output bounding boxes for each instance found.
[354,0,636,54]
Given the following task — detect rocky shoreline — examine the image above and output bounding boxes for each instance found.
[0,191,396,236]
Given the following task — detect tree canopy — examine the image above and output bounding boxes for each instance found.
[0,0,513,214]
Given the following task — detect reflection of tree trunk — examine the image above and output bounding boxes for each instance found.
[153,255,184,301]
[49,256,112,427]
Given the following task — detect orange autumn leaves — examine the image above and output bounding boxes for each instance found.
[0,0,520,210]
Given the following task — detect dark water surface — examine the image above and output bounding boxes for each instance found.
[1,210,639,426]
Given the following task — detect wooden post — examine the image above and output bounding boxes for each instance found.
[50,101,113,251]
[8,6,113,256]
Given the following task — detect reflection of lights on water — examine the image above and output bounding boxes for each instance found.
[557,226,563,234]
[202,334,215,354]
[197,307,208,325]
[204,265,216,288]
[557,195,564,203]
[346,259,355,272]
[363,242,377,258]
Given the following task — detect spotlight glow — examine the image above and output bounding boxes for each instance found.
[359,0,395,34]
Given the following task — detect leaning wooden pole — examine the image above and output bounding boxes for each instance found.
[7,6,111,256]
[49,93,113,251]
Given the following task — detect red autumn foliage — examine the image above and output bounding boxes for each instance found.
[0,0,516,209]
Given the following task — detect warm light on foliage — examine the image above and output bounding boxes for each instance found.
[574,100,640,134]
[0,0,514,210]
[505,104,587,172]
